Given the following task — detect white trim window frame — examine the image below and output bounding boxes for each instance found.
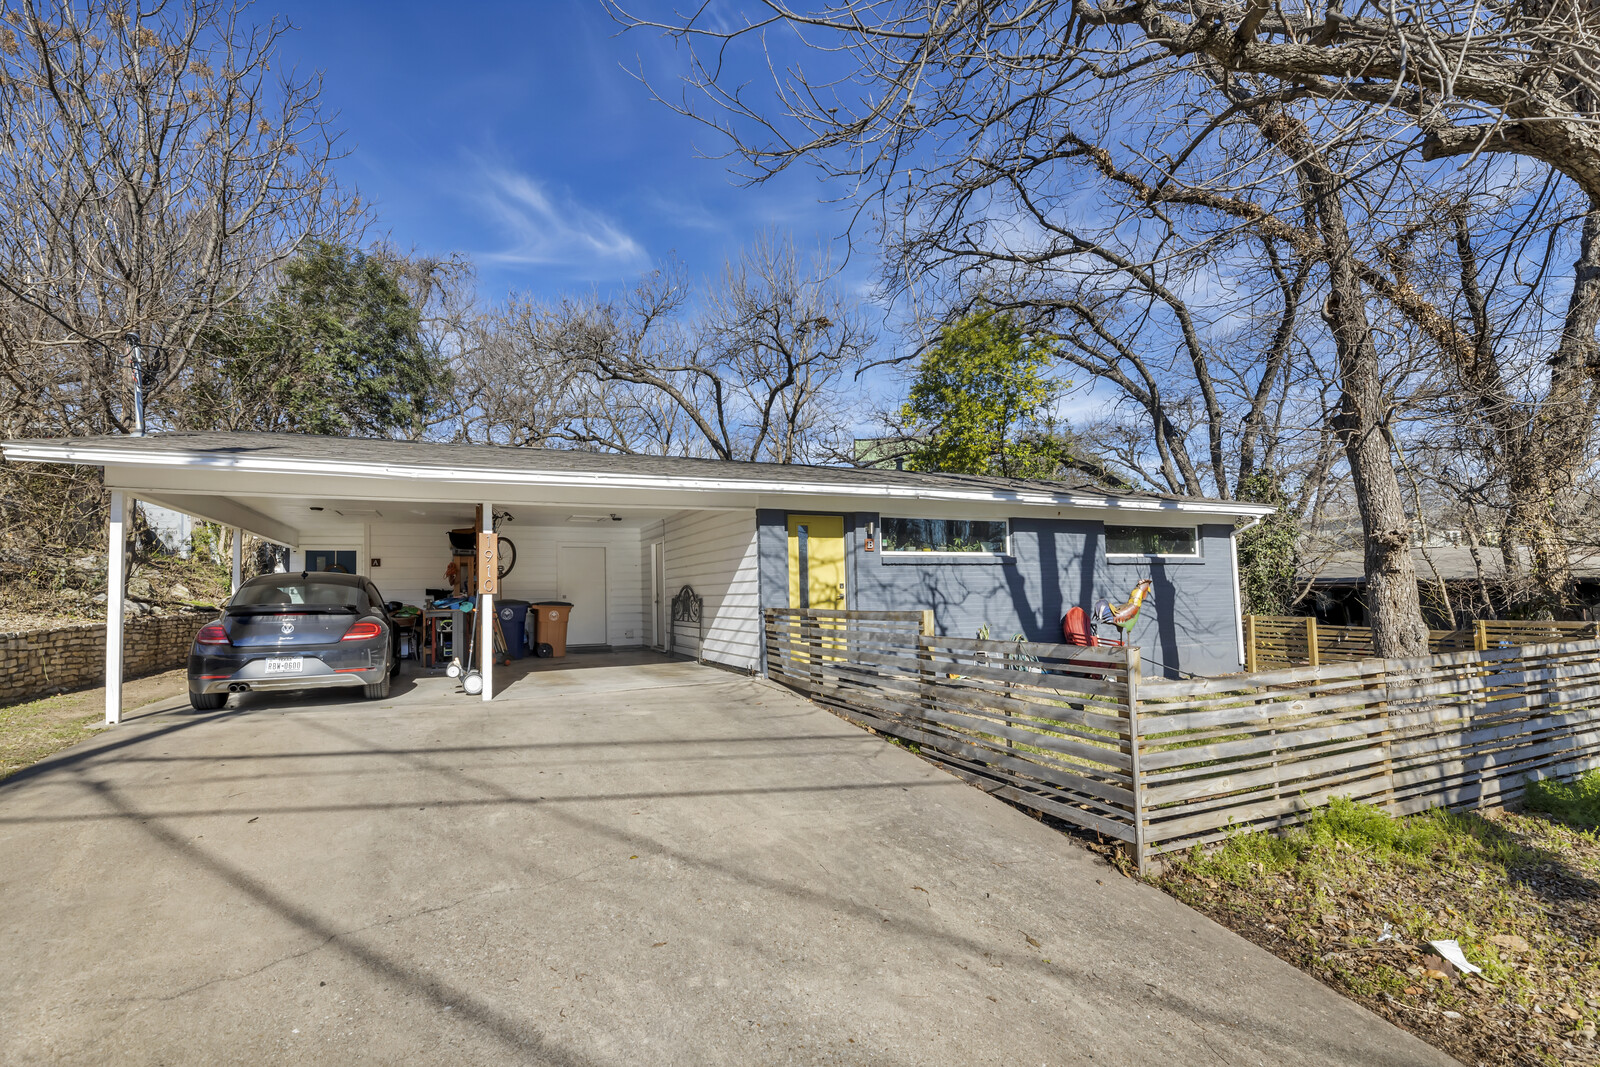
[879,516,1012,558]
[1104,523,1200,559]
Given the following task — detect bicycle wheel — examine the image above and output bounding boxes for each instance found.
[497,537,517,581]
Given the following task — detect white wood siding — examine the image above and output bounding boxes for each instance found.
[367,523,647,647]
[285,516,370,577]
[662,510,760,671]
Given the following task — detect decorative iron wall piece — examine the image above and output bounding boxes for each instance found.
[670,585,703,658]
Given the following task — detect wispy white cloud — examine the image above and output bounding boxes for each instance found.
[473,164,646,269]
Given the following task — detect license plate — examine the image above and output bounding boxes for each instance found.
[264,656,304,675]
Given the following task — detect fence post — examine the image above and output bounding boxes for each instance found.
[1245,615,1258,672]
[917,610,935,730]
[805,611,823,693]
[762,609,773,681]
[1475,618,1488,652]
[1378,695,1397,813]
[1306,616,1320,668]
[1125,646,1147,874]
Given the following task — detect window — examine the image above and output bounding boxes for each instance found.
[1105,525,1197,556]
[304,548,357,573]
[881,517,1008,554]
[231,578,364,610]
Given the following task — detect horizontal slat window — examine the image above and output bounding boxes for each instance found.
[1105,525,1196,556]
[881,517,1008,554]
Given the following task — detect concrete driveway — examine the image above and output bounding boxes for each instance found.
[0,653,1455,1066]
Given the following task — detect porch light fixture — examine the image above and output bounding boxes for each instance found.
[566,514,609,524]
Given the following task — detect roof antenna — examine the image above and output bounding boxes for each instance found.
[124,331,146,437]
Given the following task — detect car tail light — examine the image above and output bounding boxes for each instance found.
[196,623,230,646]
[341,621,384,641]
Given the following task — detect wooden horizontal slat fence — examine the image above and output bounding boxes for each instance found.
[764,608,1143,848]
[1136,639,1600,862]
[770,609,1600,873]
[1246,615,1600,670]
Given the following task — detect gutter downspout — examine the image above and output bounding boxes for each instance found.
[1230,515,1265,670]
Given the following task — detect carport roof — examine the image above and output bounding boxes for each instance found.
[1,431,1274,516]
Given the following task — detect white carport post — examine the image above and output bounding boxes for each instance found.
[230,527,242,595]
[480,502,494,701]
[104,490,130,726]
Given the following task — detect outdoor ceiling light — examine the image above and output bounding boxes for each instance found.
[567,514,609,524]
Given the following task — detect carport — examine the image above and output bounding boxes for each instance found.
[1,431,1272,725]
[2,432,784,722]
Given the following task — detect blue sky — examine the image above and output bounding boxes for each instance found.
[266,0,1124,432]
[271,0,867,304]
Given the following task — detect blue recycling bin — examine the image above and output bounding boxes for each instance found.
[495,599,531,659]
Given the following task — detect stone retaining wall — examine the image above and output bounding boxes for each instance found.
[0,612,208,705]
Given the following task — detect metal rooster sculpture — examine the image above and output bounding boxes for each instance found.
[1090,578,1153,646]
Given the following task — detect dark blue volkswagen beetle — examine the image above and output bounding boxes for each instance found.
[187,572,399,710]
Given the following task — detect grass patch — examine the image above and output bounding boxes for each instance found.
[1525,771,1600,830]
[1154,797,1600,1067]
[0,693,105,780]
[0,669,188,781]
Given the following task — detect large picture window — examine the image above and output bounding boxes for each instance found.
[882,517,1008,554]
[1106,525,1197,556]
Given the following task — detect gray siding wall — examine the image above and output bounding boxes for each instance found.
[756,510,1242,678]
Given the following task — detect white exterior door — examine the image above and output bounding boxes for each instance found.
[559,545,608,647]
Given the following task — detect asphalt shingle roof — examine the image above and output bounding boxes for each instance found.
[2,431,1267,513]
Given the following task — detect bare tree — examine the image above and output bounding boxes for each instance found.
[0,0,354,441]
[459,234,874,462]
[610,0,1600,651]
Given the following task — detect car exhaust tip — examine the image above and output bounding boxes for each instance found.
[228,683,251,693]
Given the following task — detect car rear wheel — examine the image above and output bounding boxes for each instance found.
[363,672,391,700]
[190,691,226,711]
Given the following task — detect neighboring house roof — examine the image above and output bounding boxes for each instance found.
[1309,546,1600,585]
[1,432,1274,517]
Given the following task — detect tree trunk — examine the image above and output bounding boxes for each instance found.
[1497,206,1600,614]
[1308,168,1431,657]
[1501,466,1574,617]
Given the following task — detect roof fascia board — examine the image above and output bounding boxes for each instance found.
[108,468,765,512]
[136,492,301,548]
[8,441,1277,518]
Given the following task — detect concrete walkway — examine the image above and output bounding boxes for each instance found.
[0,654,1455,1066]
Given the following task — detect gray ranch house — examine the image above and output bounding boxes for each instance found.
[1,433,1272,719]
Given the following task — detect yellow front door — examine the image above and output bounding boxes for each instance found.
[787,514,846,610]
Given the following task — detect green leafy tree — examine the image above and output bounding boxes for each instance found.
[1235,473,1300,617]
[901,308,1067,479]
[181,243,443,438]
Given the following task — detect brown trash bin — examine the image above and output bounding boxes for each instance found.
[532,601,573,658]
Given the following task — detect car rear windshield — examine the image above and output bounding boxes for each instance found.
[231,581,363,611]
